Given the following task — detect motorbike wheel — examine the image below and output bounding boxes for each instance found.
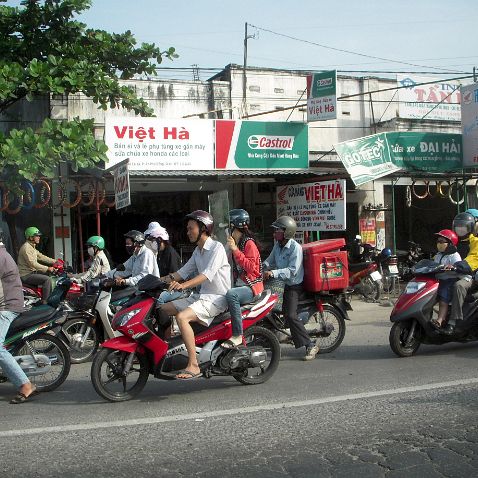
[306,305,346,354]
[389,321,421,357]
[360,276,382,301]
[17,333,71,392]
[91,348,149,402]
[62,318,100,364]
[233,326,281,385]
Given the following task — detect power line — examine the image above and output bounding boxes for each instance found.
[248,23,468,74]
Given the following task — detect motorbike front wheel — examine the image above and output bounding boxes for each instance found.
[62,318,100,363]
[389,321,421,357]
[306,305,346,354]
[233,326,281,385]
[360,276,382,301]
[91,348,149,402]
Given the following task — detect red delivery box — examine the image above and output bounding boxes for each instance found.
[302,239,349,292]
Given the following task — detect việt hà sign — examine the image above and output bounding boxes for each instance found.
[306,70,337,122]
[276,179,346,232]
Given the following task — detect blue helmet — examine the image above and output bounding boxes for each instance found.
[465,208,478,219]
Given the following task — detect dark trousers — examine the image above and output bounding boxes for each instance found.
[283,283,311,349]
[21,273,52,302]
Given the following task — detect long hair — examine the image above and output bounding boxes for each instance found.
[241,225,262,253]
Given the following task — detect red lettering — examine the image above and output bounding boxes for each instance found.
[114,126,128,139]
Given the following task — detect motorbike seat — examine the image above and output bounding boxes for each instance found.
[111,286,137,303]
[7,305,56,337]
[348,261,372,272]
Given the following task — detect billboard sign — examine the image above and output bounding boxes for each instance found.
[307,70,337,122]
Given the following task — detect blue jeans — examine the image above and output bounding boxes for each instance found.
[226,286,254,336]
[156,290,188,305]
[0,311,29,388]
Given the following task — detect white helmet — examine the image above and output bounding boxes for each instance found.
[144,221,161,236]
[147,225,169,241]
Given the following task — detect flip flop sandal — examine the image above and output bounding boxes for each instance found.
[10,389,39,404]
[221,339,238,350]
[175,370,202,380]
[430,318,442,330]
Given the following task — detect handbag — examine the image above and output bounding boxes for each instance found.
[265,277,285,312]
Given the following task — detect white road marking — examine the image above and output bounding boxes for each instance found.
[2,377,478,438]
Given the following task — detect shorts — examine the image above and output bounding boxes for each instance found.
[437,278,458,304]
[171,294,224,326]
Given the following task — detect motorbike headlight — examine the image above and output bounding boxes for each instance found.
[405,281,426,294]
[112,308,141,329]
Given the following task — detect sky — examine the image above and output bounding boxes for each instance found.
[7,0,478,82]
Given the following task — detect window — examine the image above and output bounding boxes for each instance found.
[274,88,284,94]
[274,106,284,111]
[250,104,260,111]
[297,89,306,96]
[342,111,351,116]
[249,85,260,92]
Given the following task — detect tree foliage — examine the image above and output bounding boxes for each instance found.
[0,0,177,184]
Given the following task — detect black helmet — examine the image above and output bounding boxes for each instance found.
[271,215,297,240]
[452,212,475,239]
[185,210,214,235]
[229,209,250,229]
[124,230,145,244]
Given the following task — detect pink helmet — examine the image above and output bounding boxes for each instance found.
[435,229,458,246]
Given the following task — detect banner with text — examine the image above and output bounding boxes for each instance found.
[276,179,346,232]
[306,70,337,122]
[215,120,309,169]
[112,160,131,210]
[105,117,215,170]
[336,132,463,186]
[461,82,478,167]
[397,75,463,122]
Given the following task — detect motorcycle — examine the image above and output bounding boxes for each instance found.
[91,275,281,402]
[1,277,72,391]
[265,290,351,353]
[389,259,478,357]
[22,259,82,307]
[348,243,383,301]
[61,277,137,364]
[396,241,426,282]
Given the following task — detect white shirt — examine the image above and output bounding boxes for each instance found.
[107,245,159,286]
[177,237,231,309]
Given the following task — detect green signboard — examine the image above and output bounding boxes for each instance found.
[307,70,337,122]
[335,132,463,186]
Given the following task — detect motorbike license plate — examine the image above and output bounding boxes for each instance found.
[370,271,382,281]
[387,265,399,275]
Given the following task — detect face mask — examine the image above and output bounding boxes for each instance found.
[87,247,95,257]
[125,245,135,255]
[145,239,153,249]
[454,226,468,238]
[436,242,448,253]
[150,241,159,253]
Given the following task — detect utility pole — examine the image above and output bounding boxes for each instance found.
[242,22,249,117]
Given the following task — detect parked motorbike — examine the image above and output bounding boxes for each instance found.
[389,259,478,357]
[91,275,281,402]
[265,290,351,353]
[348,243,383,301]
[396,241,426,282]
[1,277,72,391]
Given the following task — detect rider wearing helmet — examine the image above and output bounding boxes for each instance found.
[445,213,478,335]
[453,211,475,258]
[17,227,57,303]
[106,229,159,286]
[429,229,461,331]
[69,236,110,284]
[144,223,181,277]
[159,210,231,380]
[0,228,37,403]
[223,209,264,348]
[263,215,320,361]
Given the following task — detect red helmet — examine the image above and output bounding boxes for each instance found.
[185,210,214,234]
[435,229,458,246]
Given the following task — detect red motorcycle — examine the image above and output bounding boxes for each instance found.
[348,244,383,301]
[91,275,281,402]
[22,259,83,307]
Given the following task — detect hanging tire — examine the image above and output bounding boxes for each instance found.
[17,333,71,392]
[233,326,281,385]
[91,348,149,402]
[304,305,346,354]
[389,321,421,357]
[360,276,382,301]
[61,318,100,364]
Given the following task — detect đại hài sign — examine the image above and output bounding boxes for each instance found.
[276,179,346,232]
[335,132,463,186]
